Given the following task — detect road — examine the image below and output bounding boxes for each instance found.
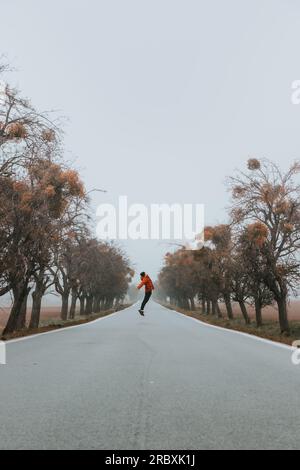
[0,301,300,450]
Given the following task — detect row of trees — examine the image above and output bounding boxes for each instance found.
[0,63,133,336]
[157,159,300,335]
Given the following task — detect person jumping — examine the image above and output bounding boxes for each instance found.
[137,272,154,316]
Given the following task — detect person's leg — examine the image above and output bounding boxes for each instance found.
[141,291,152,311]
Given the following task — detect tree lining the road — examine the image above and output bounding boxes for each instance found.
[157,159,300,335]
[0,62,133,336]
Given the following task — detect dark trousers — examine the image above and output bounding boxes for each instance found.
[141,291,152,311]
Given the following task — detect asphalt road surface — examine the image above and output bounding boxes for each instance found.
[0,301,300,450]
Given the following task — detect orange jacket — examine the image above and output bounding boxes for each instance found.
[138,274,154,293]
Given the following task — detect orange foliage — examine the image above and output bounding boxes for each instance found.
[60,170,85,197]
[42,129,55,142]
[204,226,214,241]
[6,122,27,139]
[232,185,246,199]
[276,264,288,276]
[66,231,76,239]
[282,222,294,233]
[274,200,290,215]
[246,222,269,248]
[260,184,274,204]
[247,158,261,170]
[20,192,33,205]
[12,181,27,193]
[44,185,56,198]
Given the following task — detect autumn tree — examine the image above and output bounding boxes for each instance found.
[228,158,300,334]
[0,80,59,148]
[236,225,274,327]
[0,62,133,337]
[201,225,234,319]
[1,157,86,334]
[159,249,199,310]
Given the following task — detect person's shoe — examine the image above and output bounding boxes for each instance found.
[138,310,145,316]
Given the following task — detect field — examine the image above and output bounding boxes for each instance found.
[0,306,63,333]
[219,300,300,322]
[163,301,300,346]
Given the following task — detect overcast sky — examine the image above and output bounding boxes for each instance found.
[1,0,300,281]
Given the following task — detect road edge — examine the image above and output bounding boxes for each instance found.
[5,303,137,344]
[159,303,296,352]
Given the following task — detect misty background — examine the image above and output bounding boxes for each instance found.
[1,0,300,285]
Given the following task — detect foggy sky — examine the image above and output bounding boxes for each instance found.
[1,0,300,281]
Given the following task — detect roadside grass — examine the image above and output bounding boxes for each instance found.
[161,304,300,347]
[1,304,132,341]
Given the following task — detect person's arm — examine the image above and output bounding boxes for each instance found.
[137,279,146,289]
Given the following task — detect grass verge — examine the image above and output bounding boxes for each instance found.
[161,303,300,347]
[1,304,132,341]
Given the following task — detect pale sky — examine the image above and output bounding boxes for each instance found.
[1,0,300,281]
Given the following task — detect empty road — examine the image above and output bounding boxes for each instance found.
[0,302,300,450]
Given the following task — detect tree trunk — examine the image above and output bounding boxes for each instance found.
[79,296,85,316]
[29,289,43,329]
[60,293,69,321]
[216,302,222,318]
[276,296,290,334]
[206,300,211,314]
[92,296,97,313]
[211,299,222,318]
[96,297,102,312]
[69,287,77,320]
[16,287,30,331]
[93,295,101,314]
[239,300,251,324]
[85,295,93,315]
[3,282,29,336]
[224,293,234,319]
[201,298,206,313]
[190,297,196,311]
[254,298,263,327]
